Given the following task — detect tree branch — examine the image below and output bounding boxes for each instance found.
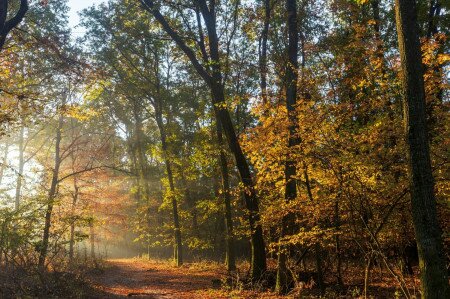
[139,0,212,84]
[0,0,29,49]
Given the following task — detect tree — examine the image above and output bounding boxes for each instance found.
[38,100,64,269]
[139,0,267,279]
[215,117,236,271]
[394,0,449,297]
[275,0,300,293]
[0,0,28,50]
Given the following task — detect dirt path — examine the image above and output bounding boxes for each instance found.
[87,259,226,298]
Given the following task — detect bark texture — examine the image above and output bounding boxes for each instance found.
[394,0,449,297]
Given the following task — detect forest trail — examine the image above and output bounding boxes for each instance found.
[87,259,226,298]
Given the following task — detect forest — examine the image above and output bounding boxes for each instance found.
[0,0,448,298]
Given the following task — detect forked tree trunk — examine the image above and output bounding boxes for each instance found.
[394,0,449,297]
[142,0,266,280]
[0,0,28,50]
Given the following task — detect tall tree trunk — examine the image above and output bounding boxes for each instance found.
[259,0,270,104]
[0,139,9,185]
[152,47,182,266]
[276,0,299,293]
[0,139,9,268]
[142,0,266,279]
[68,183,78,262]
[426,0,440,38]
[204,7,267,278]
[38,112,63,269]
[371,0,386,72]
[154,103,183,266]
[394,1,449,297]
[335,184,344,288]
[133,100,155,257]
[133,100,151,203]
[364,254,373,299]
[14,126,24,211]
[315,243,325,295]
[425,0,443,142]
[90,222,95,259]
[68,120,79,263]
[212,86,266,279]
[215,117,236,272]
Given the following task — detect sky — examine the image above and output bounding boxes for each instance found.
[67,0,105,30]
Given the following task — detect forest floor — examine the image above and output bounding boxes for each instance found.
[85,258,421,298]
[0,257,421,298]
[86,258,276,299]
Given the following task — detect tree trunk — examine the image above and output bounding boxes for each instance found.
[425,0,443,142]
[0,0,28,50]
[68,184,79,262]
[211,85,266,280]
[426,0,441,38]
[394,1,449,297]
[335,191,344,288]
[14,126,24,211]
[90,222,95,259]
[142,0,266,279]
[154,102,183,267]
[315,243,325,295]
[133,100,152,203]
[38,112,63,269]
[0,139,9,185]
[204,7,267,278]
[259,0,270,104]
[276,0,299,293]
[371,0,387,74]
[364,254,372,298]
[215,117,236,272]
